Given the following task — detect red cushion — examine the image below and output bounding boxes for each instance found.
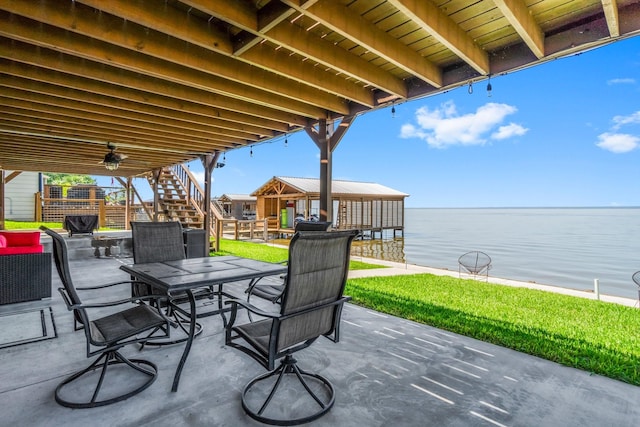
[0,231,41,247]
[0,245,44,255]
[0,235,6,248]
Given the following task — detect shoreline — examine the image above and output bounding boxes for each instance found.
[348,255,639,308]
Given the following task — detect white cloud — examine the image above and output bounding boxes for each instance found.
[611,111,640,130]
[596,132,640,153]
[492,123,528,140]
[607,78,636,85]
[400,101,527,148]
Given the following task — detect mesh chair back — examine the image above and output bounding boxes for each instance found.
[294,221,332,231]
[40,226,85,326]
[131,221,186,263]
[632,271,640,303]
[633,271,640,288]
[459,251,491,274]
[277,230,357,351]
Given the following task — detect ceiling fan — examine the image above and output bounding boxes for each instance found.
[99,143,128,171]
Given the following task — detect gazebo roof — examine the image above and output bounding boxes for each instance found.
[218,194,257,202]
[252,176,408,198]
[1,1,639,176]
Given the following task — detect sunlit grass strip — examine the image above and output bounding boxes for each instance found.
[5,220,62,230]
[346,274,640,386]
[5,220,122,231]
[214,238,383,270]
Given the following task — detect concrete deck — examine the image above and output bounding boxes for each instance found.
[1,254,639,426]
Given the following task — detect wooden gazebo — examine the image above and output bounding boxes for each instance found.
[252,176,408,238]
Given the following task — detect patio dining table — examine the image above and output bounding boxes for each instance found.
[120,256,287,392]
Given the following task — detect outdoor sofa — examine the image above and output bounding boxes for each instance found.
[0,231,51,305]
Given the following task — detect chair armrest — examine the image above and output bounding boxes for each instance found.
[75,280,143,291]
[277,296,352,322]
[225,297,280,319]
[227,295,352,325]
[58,287,168,311]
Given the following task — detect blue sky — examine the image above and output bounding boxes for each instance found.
[100,36,640,208]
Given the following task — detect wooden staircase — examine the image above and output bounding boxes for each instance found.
[146,165,225,240]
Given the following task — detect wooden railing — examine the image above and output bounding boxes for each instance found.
[36,192,150,229]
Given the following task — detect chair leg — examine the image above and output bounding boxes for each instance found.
[55,350,158,409]
[241,354,335,426]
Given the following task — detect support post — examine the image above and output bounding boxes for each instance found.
[200,153,220,252]
[124,177,132,230]
[0,170,5,230]
[152,168,161,222]
[319,119,332,222]
[305,115,357,224]
[99,200,106,228]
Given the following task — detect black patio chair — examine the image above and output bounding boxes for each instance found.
[632,271,640,307]
[225,229,358,425]
[246,220,332,304]
[130,221,206,342]
[458,251,492,281]
[40,226,170,408]
[130,221,189,297]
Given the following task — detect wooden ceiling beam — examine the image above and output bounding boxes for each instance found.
[1,105,244,149]
[601,0,620,37]
[0,118,230,156]
[0,11,335,118]
[259,21,407,102]
[0,41,299,130]
[235,38,376,108]
[0,151,153,176]
[111,0,374,106]
[0,141,186,167]
[178,1,375,108]
[186,0,407,99]
[0,135,189,176]
[231,0,295,55]
[387,0,490,74]
[491,0,545,59]
[0,133,199,161]
[289,0,443,88]
[0,77,261,142]
[61,0,360,111]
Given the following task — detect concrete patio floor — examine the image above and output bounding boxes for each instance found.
[1,252,639,427]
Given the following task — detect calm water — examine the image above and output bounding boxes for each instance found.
[352,208,640,300]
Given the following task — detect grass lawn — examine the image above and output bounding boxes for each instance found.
[4,220,62,230]
[213,238,382,270]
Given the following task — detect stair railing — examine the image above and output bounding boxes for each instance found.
[169,164,225,237]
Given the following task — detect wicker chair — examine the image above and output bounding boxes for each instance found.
[458,251,492,281]
[246,220,333,304]
[41,226,170,408]
[225,230,358,425]
[0,253,51,305]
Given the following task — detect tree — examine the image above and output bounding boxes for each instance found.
[45,173,96,186]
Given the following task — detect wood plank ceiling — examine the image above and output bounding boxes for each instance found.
[0,0,639,177]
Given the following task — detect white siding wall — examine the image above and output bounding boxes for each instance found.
[5,171,40,221]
